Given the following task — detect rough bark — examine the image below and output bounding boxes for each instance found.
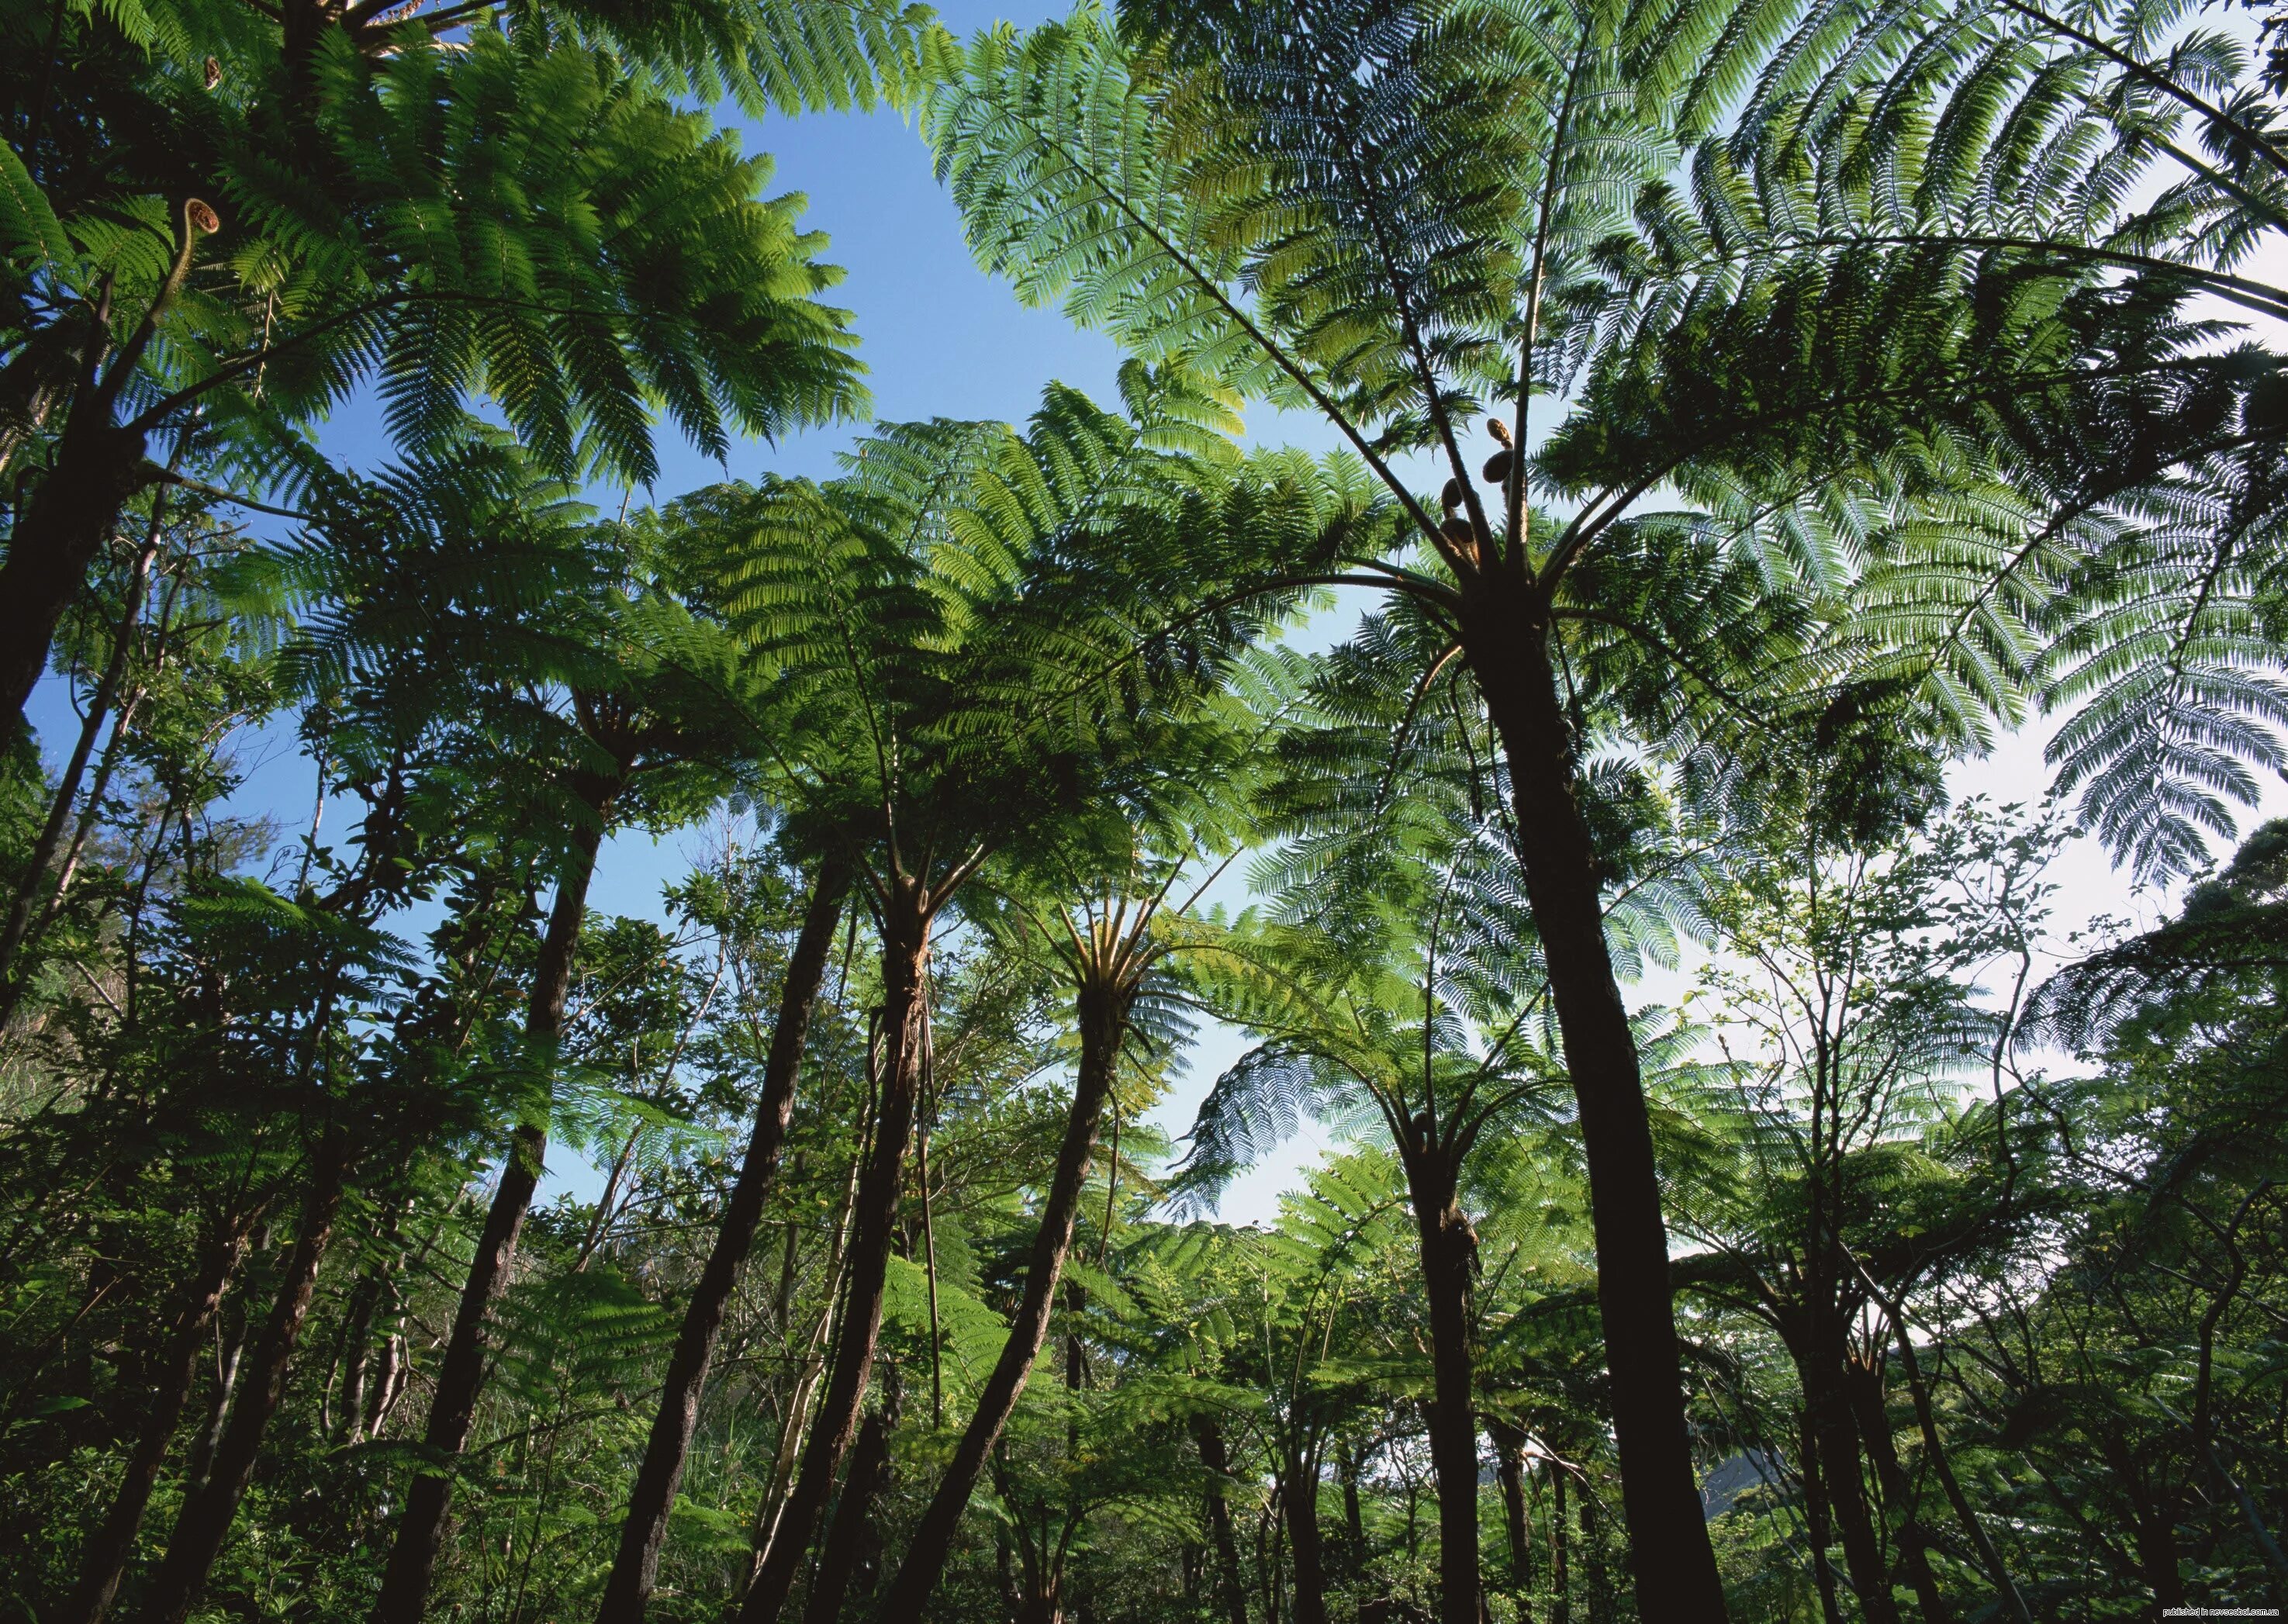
[597,857,849,1622]
[140,1137,348,1624]
[870,972,1129,1619]
[58,1219,247,1624]
[1461,602,1726,1620]
[800,1405,893,1624]
[1194,1414,1251,1624]
[371,796,610,1622]
[1401,1147,1481,1624]
[734,883,931,1624]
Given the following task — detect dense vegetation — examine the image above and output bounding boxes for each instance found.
[2,0,2285,1619]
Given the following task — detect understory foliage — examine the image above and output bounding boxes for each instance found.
[2,0,2286,1622]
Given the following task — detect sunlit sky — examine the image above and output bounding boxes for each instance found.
[24,0,2288,1227]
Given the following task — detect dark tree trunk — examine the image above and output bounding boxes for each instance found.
[1491,1420,1534,1619]
[141,1136,348,1624]
[1550,1470,1571,1624]
[1400,1148,1481,1624]
[871,971,1130,1619]
[1806,1369,1900,1624]
[1194,1414,1251,1624]
[1580,1491,1612,1624]
[1339,1443,1366,1577]
[598,858,849,1622]
[736,883,931,1624]
[1843,1358,1953,1623]
[0,412,152,738]
[59,1219,247,1624]
[1798,1410,1847,1624]
[372,796,610,1622]
[1880,1314,2030,1621]
[1285,1448,1330,1624]
[800,1405,893,1624]
[0,518,154,993]
[1461,602,1726,1621]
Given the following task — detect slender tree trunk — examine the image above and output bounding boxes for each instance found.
[372,794,611,1622]
[1339,1442,1365,1578]
[1194,1414,1251,1624]
[0,520,155,990]
[1843,1359,1952,1623]
[0,411,153,737]
[1491,1420,1534,1620]
[1581,1491,1612,1624]
[598,858,849,1622]
[1798,1409,1847,1624]
[1550,1470,1571,1624]
[141,1135,349,1624]
[800,1406,893,1624]
[1806,1366,1900,1624]
[59,1219,247,1624]
[735,884,931,1624]
[1463,604,1725,1620]
[871,972,1130,1619]
[1873,1301,2031,1622]
[1285,1447,1330,1624]
[1401,1149,1481,1624]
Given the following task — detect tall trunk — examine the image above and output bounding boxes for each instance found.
[736,883,931,1624]
[871,972,1130,1619]
[1491,1420,1534,1619]
[1401,1149,1481,1624]
[598,858,849,1622]
[1842,1358,1952,1623]
[1580,1491,1612,1624]
[1798,1409,1847,1624]
[1284,1447,1330,1624]
[800,1405,893,1624]
[0,518,155,991]
[1339,1442,1365,1577]
[141,1135,349,1623]
[1881,1318,2031,1622]
[1550,1470,1571,1624]
[372,795,610,1622]
[1194,1414,1251,1624]
[0,412,153,736]
[1806,1367,1899,1624]
[1463,603,1726,1620]
[59,1218,247,1624]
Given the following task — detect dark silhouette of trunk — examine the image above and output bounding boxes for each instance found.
[1194,1414,1250,1624]
[59,1218,247,1624]
[1339,1443,1365,1577]
[141,1135,349,1623]
[1580,1491,1612,1624]
[1491,1420,1533,1619]
[870,971,1130,1619]
[0,398,155,738]
[800,1405,893,1624]
[1285,1446,1330,1624]
[1398,1144,1481,1624]
[0,513,157,1000]
[1462,602,1726,1621]
[1858,1280,2032,1623]
[1843,1357,1952,1623]
[1798,1410,1847,1624]
[735,879,931,1624]
[1806,1365,1899,1624]
[372,788,612,1622]
[1550,1470,1571,1624]
[598,857,849,1622]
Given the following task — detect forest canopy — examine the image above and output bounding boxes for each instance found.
[2,0,2285,1621]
